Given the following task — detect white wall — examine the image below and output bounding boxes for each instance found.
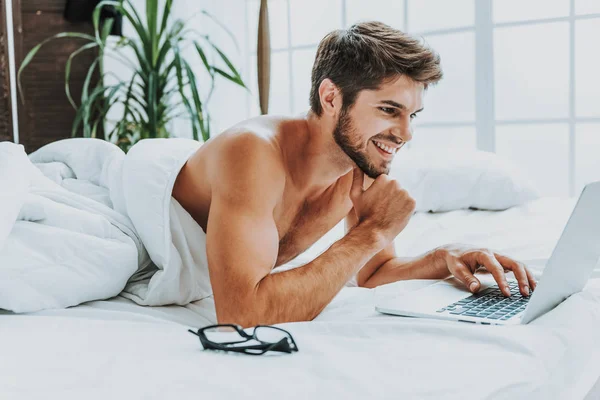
[171,0,253,135]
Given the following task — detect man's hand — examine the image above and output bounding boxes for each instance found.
[350,167,416,246]
[435,244,537,297]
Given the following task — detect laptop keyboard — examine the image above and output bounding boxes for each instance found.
[436,281,531,321]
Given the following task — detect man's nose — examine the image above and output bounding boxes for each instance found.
[392,120,412,143]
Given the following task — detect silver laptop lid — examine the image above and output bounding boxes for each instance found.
[521,181,600,324]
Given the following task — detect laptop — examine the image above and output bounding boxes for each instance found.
[375,181,600,325]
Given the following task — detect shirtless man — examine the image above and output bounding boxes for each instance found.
[172,21,537,328]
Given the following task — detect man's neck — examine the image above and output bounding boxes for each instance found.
[282,111,354,199]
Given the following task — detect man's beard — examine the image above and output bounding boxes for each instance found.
[333,107,391,179]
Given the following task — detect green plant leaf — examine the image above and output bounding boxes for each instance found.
[72,82,125,138]
[147,0,159,66]
[172,42,199,140]
[206,40,247,90]
[118,38,151,73]
[193,41,213,77]
[65,42,99,110]
[123,0,153,64]
[91,118,101,139]
[158,0,173,40]
[211,45,242,80]
[156,20,184,71]
[92,83,123,132]
[147,71,157,138]
[81,58,99,104]
[205,113,211,138]
[100,17,115,43]
[213,67,246,89]
[80,59,101,137]
[97,0,150,62]
[123,0,149,42]
[183,60,207,141]
[92,1,120,44]
[17,32,95,104]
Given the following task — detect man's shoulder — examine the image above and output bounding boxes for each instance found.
[212,126,286,203]
[217,129,282,169]
[217,114,298,172]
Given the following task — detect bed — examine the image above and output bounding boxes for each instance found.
[3,139,600,399]
[3,196,600,399]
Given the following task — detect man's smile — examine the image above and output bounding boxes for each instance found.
[371,139,402,159]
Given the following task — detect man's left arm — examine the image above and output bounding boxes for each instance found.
[347,176,537,296]
[346,174,446,287]
[345,208,447,288]
[349,209,536,296]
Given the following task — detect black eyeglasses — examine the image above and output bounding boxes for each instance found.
[188,324,299,356]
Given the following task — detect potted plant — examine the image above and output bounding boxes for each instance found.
[18,0,247,152]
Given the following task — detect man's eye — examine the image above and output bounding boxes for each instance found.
[410,113,418,120]
[379,107,395,114]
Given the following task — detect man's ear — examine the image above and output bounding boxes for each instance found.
[318,78,341,117]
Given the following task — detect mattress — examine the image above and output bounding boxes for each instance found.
[2,197,600,399]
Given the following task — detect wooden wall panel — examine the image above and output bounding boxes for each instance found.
[0,0,14,142]
[13,0,99,153]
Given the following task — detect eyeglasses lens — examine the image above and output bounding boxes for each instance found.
[254,327,291,345]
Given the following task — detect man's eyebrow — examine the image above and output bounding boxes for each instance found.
[381,100,424,113]
[381,100,405,109]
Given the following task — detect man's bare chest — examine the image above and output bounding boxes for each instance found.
[274,188,352,267]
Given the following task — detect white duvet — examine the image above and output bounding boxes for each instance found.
[0,138,215,313]
[0,140,145,312]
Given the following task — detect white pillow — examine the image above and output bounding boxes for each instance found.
[388,148,541,212]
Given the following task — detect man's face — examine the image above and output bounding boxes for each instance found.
[333,75,424,178]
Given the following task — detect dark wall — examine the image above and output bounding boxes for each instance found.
[0,0,14,142]
[13,0,100,152]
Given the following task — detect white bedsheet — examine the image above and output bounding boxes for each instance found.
[2,281,600,400]
[4,196,600,399]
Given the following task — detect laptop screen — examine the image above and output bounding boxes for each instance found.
[521,181,600,323]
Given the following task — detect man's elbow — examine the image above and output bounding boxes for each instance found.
[356,273,372,288]
[215,302,260,328]
[215,291,274,328]
[213,279,319,326]
[358,277,377,289]
[215,298,311,328]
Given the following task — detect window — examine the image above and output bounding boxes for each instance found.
[246,0,600,196]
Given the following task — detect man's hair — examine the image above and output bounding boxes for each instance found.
[309,21,443,116]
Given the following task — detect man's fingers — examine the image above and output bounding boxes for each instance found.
[451,258,481,293]
[350,167,364,200]
[494,254,532,295]
[477,252,510,296]
[496,254,537,292]
[525,267,537,291]
[500,258,529,296]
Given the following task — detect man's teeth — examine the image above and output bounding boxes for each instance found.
[373,140,396,154]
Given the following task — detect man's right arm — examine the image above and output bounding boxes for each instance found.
[206,133,387,327]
